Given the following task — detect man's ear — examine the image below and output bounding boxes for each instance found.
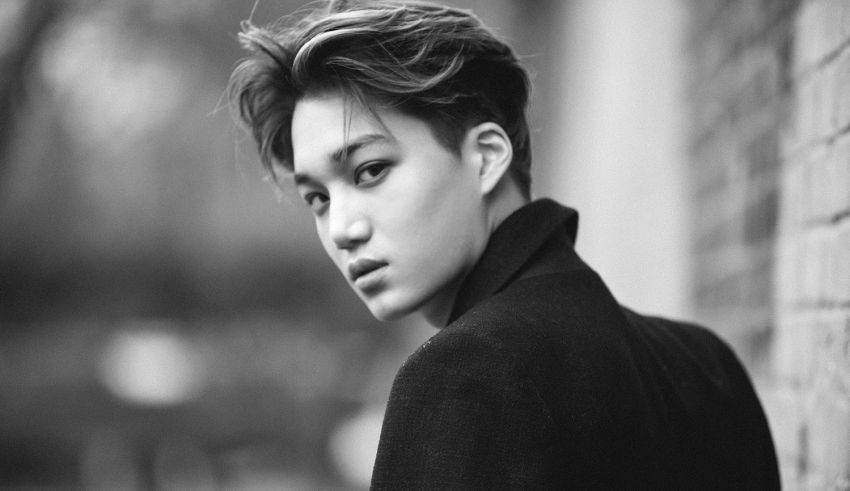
[463,122,513,195]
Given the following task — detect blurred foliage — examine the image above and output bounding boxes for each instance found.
[0,1,423,488]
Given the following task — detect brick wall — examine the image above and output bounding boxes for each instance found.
[687,0,850,488]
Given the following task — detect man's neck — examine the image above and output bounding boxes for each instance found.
[420,179,530,328]
[486,177,529,236]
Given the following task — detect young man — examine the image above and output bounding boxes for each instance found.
[229,1,780,488]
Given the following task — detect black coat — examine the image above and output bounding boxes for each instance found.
[370,199,779,490]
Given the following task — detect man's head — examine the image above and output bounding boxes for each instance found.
[228,0,532,197]
[228,0,533,325]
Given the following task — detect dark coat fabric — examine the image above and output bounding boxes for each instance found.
[370,199,780,490]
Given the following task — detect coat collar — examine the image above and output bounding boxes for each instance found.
[447,198,586,325]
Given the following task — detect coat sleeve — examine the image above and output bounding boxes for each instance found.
[369,331,560,490]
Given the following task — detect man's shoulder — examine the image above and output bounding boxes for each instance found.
[447,269,632,355]
[390,272,779,488]
[620,308,748,385]
[432,272,601,366]
[441,270,740,367]
[403,270,642,400]
[451,269,613,330]
[432,271,752,403]
[392,275,585,396]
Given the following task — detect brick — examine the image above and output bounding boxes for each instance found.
[780,96,802,160]
[822,56,843,138]
[821,149,846,221]
[814,67,836,142]
[779,161,805,231]
[790,234,809,306]
[803,151,823,223]
[794,0,822,71]
[840,311,850,392]
[835,49,850,131]
[839,0,850,42]
[806,378,850,485]
[792,75,823,148]
[795,311,850,485]
[801,147,828,224]
[833,135,850,217]
[820,229,839,306]
[799,228,830,305]
[774,312,816,384]
[795,0,850,73]
[827,310,850,393]
[825,228,842,305]
[775,236,803,305]
[824,0,850,58]
[837,221,850,304]
[815,310,842,374]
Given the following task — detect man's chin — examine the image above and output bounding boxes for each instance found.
[362,295,419,322]
[368,305,411,322]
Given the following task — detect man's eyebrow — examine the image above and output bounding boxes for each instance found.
[329,133,390,164]
[294,133,391,186]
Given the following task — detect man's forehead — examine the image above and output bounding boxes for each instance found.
[293,93,389,131]
[292,96,390,148]
[291,97,398,176]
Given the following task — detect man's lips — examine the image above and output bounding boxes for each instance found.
[348,258,388,282]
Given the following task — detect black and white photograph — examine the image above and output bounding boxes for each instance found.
[1,0,847,489]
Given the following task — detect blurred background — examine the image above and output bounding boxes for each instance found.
[0,0,687,489]
[8,0,844,489]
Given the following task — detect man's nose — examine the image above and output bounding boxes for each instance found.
[328,200,372,250]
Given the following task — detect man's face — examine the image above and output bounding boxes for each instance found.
[291,94,489,323]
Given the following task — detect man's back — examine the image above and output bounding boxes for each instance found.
[371,200,779,489]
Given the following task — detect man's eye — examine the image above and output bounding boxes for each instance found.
[303,192,328,212]
[354,162,391,186]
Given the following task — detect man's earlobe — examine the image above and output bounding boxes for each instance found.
[467,122,513,195]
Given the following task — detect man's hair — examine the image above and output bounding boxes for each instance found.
[228,0,532,196]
